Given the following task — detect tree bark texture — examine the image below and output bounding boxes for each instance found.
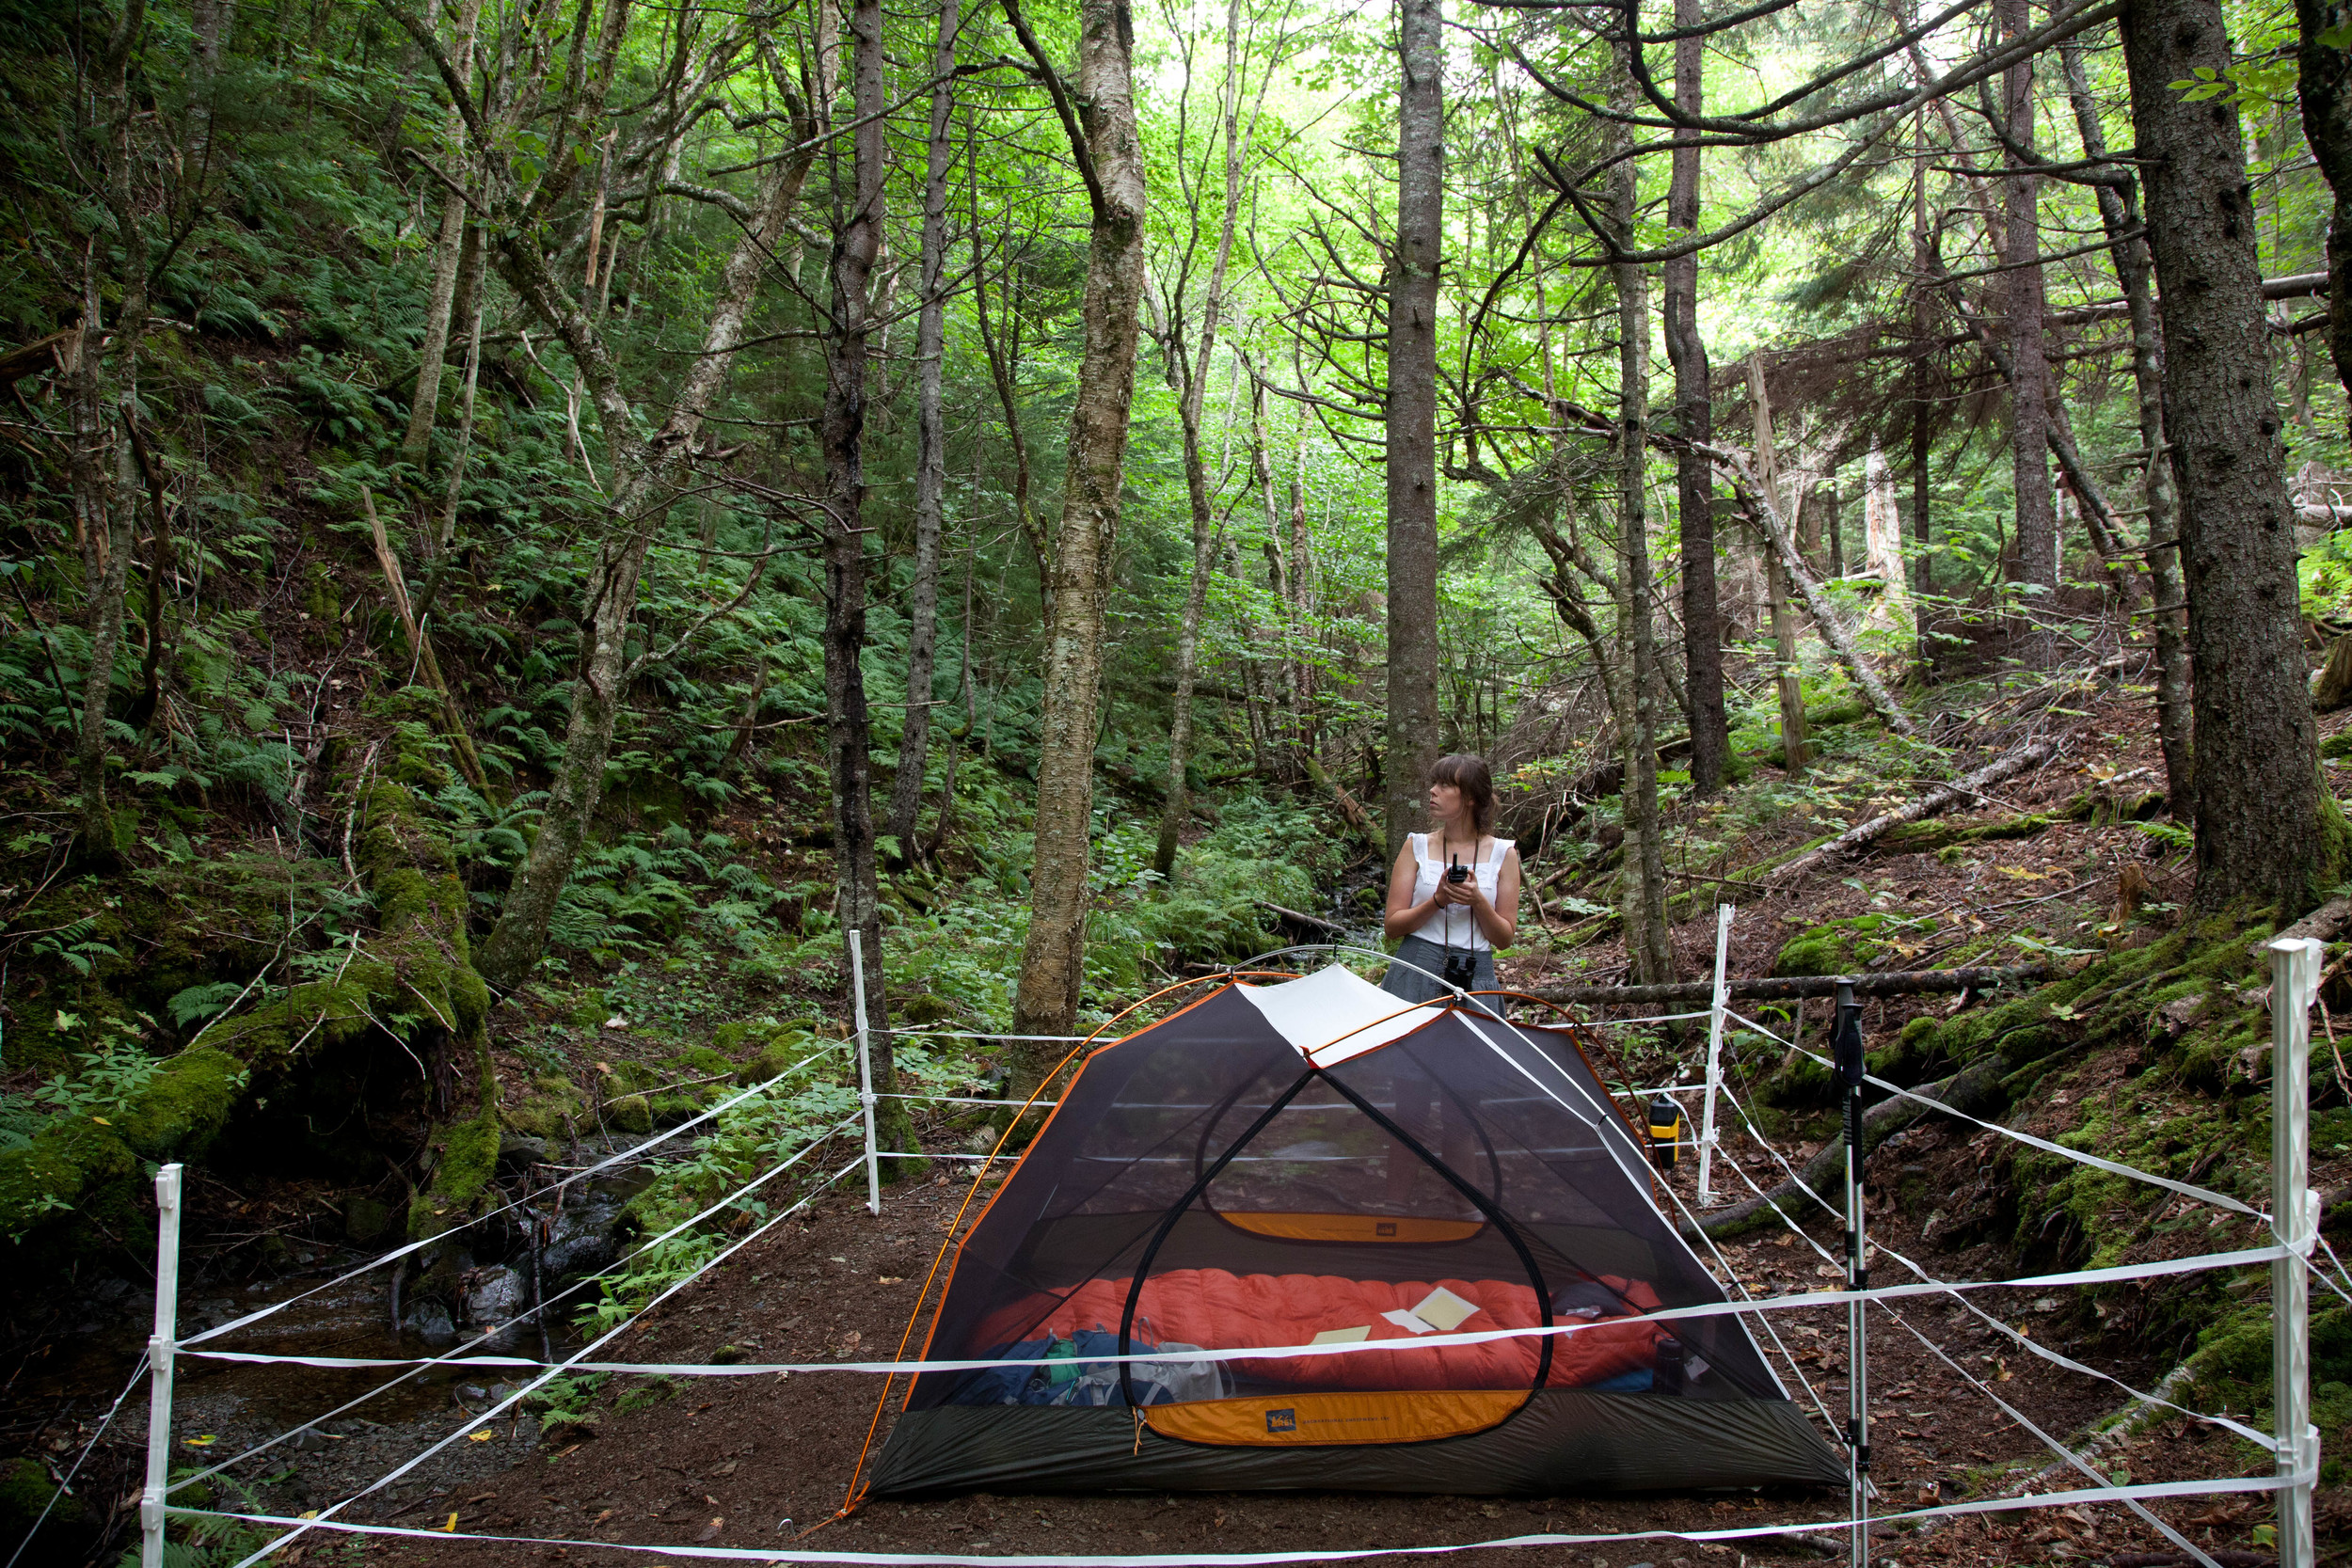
[1382,0,1442,863]
[398,0,485,464]
[2122,0,2322,910]
[886,0,961,853]
[2061,38,2193,821]
[1007,0,1149,1057]
[818,0,915,1160]
[2298,0,2352,430]
[1611,71,1671,988]
[1663,0,1725,798]
[1996,0,2057,658]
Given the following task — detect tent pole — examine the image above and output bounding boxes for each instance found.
[1834,981,1868,1568]
[1697,903,1733,1205]
[2270,936,2321,1568]
[140,1163,183,1568]
[850,929,881,1217]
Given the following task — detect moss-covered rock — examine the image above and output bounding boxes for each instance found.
[739,1027,821,1085]
[1771,914,1915,978]
[608,1094,653,1134]
[671,1045,735,1079]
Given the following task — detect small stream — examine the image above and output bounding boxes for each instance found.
[15,1135,687,1536]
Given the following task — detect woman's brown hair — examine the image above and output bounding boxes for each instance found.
[1429,753,1495,836]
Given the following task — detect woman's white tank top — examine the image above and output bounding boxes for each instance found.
[1409,832,1507,950]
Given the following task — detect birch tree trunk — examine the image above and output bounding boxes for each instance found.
[2121,0,2323,910]
[886,0,962,853]
[476,143,813,989]
[399,0,485,464]
[1006,0,1149,1062]
[1382,0,1443,862]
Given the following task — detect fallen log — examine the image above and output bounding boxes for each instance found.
[1705,445,1916,738]
[1686,1053,2011,1241]
[1524,963,2046,1007]
[1763,737,2059,886]
[1255,900,1345,937]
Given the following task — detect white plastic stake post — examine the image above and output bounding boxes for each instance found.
[141,1163,184,1568]
[850,929,881,1217]
[2270,936,2322,1568]
[1697,903,1734,1205]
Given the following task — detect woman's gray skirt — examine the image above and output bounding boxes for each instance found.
[1380,934,1497,1004]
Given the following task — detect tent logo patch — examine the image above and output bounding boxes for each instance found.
[1264,1408,1296,1433]
[1375,1222,1397,1237]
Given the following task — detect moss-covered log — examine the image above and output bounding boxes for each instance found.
[0,762,497,1277]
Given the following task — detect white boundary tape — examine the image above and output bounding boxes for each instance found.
[1724,1008,2265,1222]
[1704,1071,2281,1452]
[176,1241,2294,1381]
[180,1044,850,1351]
[218,1155,868,1568]
[172,1118,863,1498]
[172,1461,2316,1567]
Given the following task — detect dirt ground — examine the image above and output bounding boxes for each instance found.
[278,1126,2307,1568]
[103,691,2349,1568]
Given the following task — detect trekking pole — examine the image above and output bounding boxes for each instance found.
[1833,983,1868,1568]
[1697,903,1733,1205]
[140,1164,184,1568]
[2270,936,2322,1568]
[850,929,881,1217]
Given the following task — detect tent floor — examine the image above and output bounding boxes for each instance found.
[869,1389,1848,1497]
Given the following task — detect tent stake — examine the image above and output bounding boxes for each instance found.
[1697,903,1734,1205]
[2270,936,2321,1568]
[850,930,881,1217]
[139,1163,183,1568]
[1834,983,1868,1568]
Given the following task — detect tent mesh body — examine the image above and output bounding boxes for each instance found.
[869,975,1846,1496]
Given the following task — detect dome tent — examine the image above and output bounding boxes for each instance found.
[867,963,1845,1497]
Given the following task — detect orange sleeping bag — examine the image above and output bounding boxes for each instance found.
[975,1269,1667,1392]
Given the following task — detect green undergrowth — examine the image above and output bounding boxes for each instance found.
[571,1032,982,1328]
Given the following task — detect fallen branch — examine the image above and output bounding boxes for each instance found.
[363,487,493,796]
[1688,1053,2010,1240]
[1524,964,2046,1007]
[1764,738,2059,887]
[1255,900,1345,937]
[1705,444,1916,738]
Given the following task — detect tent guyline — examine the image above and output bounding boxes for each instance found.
[123,947,2328,1568]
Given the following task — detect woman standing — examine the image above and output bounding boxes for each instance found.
[1380,753,1521,1002]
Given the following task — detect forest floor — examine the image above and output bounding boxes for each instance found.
[16,683,2352,1568]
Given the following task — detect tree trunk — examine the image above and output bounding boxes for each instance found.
[1613,55,1671,988]
[2299,0,2352,433]
[476,144,812,990]
[886,0,961,853]
[818,0,915,1161]
[1006,0,1148,1064]
[1663,0,1726,798]
[1747,356,1804,776]
[398,0,485,465]
[1382,0,1442,862]
[1996,0,2057,662]
[2122,0,2323,910]
[1152,0,1254,878]
[1910,108,1933,671]
[2061,37,2193,821]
